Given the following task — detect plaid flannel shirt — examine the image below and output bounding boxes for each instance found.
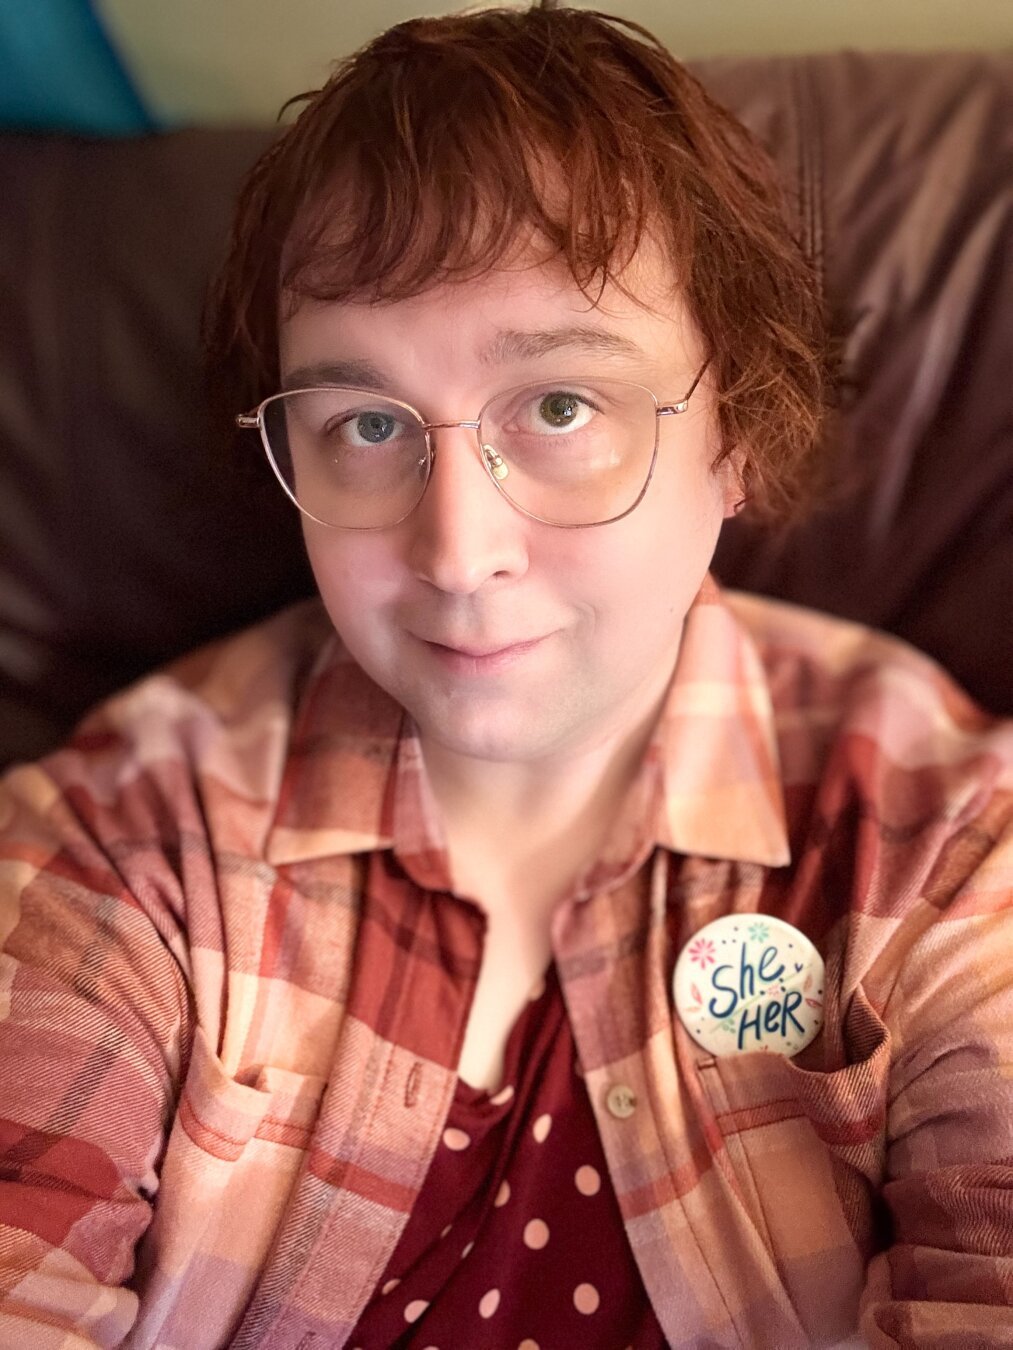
[1,575,1011,1348]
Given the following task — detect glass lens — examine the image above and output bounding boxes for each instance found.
[480,380,658,525]
[262,389,429,528]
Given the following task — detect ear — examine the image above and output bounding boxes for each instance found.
[718,448,747,519]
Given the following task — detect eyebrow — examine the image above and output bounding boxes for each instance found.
[478,325,647,365]
[281,359,390,392]
[281,326,647,393]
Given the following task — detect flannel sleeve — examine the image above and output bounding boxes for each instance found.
[0,749,191,1349]
[860,795,1013,1346]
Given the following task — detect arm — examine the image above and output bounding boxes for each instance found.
[0,753,190,1348]
[860,799,1013,1346]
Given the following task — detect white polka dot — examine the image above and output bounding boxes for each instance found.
[490,1083,515,1106]
[440,1223,452,1238]
[528,975,546,1001]
[532,1113,552,1143]
[381,1278,400,1294]
[404,1298,429,1322]
[443,1127,471,1151]
[461,1240,475,1258]
[494,1179,511,1207]
[523,1218,549,1249]
[519,1341,540,1350]
[575,1164,601,1196]
[479,1288,501,1318]
[574,1283,600,1314]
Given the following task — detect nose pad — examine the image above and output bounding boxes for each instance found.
[406,430,528,593]
[482,443,510,481]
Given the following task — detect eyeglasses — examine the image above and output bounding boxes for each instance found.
[235,367,707,530]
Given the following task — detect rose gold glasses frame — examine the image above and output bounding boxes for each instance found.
[235,362,709,530]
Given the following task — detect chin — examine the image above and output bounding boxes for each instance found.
[415,715,543,763]
[405,697,564,763]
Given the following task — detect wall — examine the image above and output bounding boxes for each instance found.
[100,0,1013,126]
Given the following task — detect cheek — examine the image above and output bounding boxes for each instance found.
[542,524,703,640]
[302,529,400,631]
[588,470,725,612]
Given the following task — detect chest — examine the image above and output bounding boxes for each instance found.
[139,857,884,1350]
[455,915,554,1090]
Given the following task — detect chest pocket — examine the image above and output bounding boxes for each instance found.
[692,985,891,1343]
[127,1022,328,1349]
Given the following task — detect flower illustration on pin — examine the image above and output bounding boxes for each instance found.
[687,938,716,969]
[748,921,770,943]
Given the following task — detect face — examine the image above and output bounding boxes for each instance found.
[279,248,740,768]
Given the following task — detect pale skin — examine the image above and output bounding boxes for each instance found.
[280,246,741,1089]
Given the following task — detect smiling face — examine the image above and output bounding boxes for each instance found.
[279,250,740,768]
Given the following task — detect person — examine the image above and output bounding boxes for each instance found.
[1,4,1011,1347]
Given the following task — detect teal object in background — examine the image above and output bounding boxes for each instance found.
[0,0,155,134]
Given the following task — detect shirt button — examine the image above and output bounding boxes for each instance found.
[605,1083,637,1119]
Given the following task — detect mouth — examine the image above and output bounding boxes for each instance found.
[417,634,548,673]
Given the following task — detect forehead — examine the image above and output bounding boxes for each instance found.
[278,240,697,389]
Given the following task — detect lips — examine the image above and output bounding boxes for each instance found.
[416,633,549,671]
[415,629,547,656]
[428,640,535,658]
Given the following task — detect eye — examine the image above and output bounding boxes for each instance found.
[534,390,594,433]
[328,409,406,448]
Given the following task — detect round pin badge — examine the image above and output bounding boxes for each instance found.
[673,915,825,1057]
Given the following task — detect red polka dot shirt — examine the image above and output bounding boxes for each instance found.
[347,957,667,1348]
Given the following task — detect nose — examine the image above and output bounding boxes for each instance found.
[404,425,529,594]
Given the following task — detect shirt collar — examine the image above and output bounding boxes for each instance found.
[264,574,790,872]
[651,573,790,867]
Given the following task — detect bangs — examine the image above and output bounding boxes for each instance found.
[207,6,832,522]
[279,16,693,308]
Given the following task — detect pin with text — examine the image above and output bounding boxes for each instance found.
[672,915,825,1058]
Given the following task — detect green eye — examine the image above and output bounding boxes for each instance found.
[539,392,582,427]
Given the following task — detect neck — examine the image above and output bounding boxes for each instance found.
[419,693,664,918]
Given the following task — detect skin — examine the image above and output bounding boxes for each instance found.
[280,245,741,918]
[280,244,743,1088]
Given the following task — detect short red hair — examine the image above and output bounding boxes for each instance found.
[205,5,833,520]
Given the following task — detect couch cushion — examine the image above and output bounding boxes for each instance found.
[0,128,312,763]
[707,51,1013,719]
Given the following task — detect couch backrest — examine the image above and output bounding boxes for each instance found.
[1,50,1010,765]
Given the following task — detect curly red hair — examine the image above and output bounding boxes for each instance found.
[205,5,833,520]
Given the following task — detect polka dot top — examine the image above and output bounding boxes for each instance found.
[346,959,668,1349]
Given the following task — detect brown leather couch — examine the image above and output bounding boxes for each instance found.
[1,49,1011,767]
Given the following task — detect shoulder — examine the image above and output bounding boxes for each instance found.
[88,596,336,744]
[727,589,1013,916]
[56,598,332,772]
[727,587,1012,784]
[0,597,338,863]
